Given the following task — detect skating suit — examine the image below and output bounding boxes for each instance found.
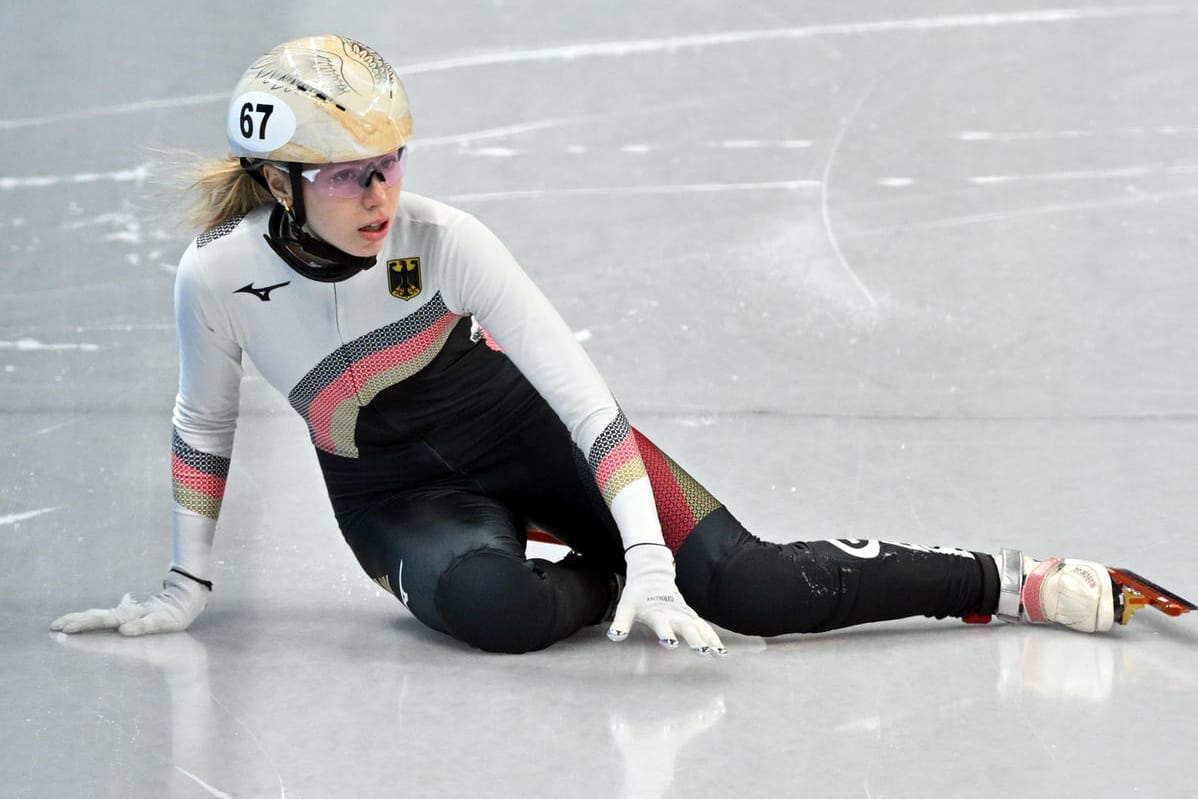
[169,194,993,652]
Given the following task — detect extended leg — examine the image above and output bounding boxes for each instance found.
[628,429,997,635]
[674,509,997,635]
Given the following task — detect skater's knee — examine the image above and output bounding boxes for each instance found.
[435,549,557,654]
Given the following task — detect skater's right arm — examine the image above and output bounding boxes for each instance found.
[51,244,243,636]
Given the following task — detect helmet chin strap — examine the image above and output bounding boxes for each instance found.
[285,161,308,227]
[261,162,378,283]
[263,205,378,283]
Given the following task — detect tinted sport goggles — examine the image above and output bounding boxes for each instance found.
[278,147,407,199]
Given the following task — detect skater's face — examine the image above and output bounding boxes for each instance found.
[264,150,405,258]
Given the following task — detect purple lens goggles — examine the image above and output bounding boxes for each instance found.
[280,148,407,199]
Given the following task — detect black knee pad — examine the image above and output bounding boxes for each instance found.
[344,488,610,652]
[342,489,525,634]
[435,550,560,654]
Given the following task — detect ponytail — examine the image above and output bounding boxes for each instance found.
[186,156,273,231]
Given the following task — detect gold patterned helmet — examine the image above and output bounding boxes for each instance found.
[226,35,412,163]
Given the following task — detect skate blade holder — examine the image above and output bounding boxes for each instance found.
[1108,568,1197,625]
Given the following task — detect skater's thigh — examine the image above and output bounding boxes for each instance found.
[466,398,625,567]
[497,422,733,562]
[341,488,525,631]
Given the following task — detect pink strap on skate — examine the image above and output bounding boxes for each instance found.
[1021,557,1062,623]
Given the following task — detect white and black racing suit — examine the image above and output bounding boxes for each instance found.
[169,193,996,652]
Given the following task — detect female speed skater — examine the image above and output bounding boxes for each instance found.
[51,36,1191,654]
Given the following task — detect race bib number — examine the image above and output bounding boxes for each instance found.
[227,92,296,154]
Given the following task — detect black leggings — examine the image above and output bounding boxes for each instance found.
[326,375,996,653]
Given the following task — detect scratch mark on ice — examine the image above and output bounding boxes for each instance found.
[446,180,818,203]
[819,84,880,328]
[209,694,287,798]
[2,8,1177,130]
[0,166,152,190]
[174,767,233,799]
[711,139,813,149]
[0,507,60,526]
[34,419,82,437]
[855,186,1198,233]
[0,94,227,130]
[960,124,1198,142]
[0,339,100,352]
[396,7,1180,75]
[970,163,1198,185]
[415,118,576,148]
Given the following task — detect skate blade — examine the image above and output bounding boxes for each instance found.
[1108,567,1196,625]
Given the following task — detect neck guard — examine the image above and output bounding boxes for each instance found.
[263,204,378,283]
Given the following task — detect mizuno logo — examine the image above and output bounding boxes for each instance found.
[234,281,290,301]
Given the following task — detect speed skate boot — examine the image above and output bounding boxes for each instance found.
[995,549,1116,633]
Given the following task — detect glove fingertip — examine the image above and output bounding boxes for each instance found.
[610,604,635,632]
[607,627,629,642]
[49,613,83,632]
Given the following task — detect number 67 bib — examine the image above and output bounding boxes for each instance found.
[227,92,297,155]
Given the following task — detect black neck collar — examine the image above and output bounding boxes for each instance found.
[263,204,377,283]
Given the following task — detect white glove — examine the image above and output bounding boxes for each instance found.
[607,544,727,655]
[50,569,210,636]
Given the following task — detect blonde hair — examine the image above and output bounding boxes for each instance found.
[186,156,274,231]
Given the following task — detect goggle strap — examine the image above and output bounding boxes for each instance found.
[239,158,272,192]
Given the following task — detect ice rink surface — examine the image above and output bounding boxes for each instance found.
[3,1,1198,796]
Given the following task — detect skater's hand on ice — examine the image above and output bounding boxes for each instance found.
[608,544,726,656]
[50,570,209,636]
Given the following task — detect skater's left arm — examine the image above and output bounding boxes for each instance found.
[442,214,725,655]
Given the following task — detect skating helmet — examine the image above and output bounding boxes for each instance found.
[226,35,412,164]
[227,36,411,281]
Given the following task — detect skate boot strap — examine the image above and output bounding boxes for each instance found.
[1020,557,1063,624]
[995,549,1066,624]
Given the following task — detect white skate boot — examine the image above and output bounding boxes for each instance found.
[995,548,1116,633]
